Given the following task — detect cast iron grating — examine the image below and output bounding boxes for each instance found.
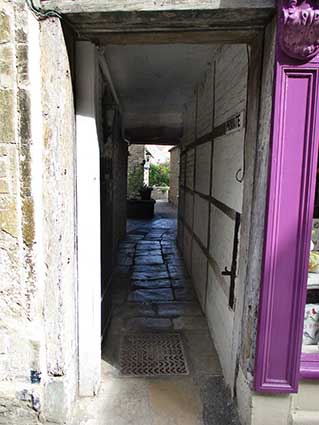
[119,333,189,377]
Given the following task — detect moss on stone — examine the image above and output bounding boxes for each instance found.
[0,46,14,87]
[0,197,18,237]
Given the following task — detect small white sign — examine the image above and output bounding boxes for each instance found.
[225,111,245,135]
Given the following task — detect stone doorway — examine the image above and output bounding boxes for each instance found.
[74,25,274,424]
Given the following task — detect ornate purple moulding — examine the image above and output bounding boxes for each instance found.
[279,0,319,60]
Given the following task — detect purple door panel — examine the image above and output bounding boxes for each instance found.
[255,1,319,393]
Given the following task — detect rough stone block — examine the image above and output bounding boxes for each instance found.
[0,46,14,89]
[0,90,14,143]
[0,196,18,237]
[17,89,31,142]
[16,44,29,85]
[0,179,9,193]
[293,381,319,412]
[44,379,68,423]
[251,393,290,425]
[0,12,11,44]
[0,159,6,178]
[291,412,319,425]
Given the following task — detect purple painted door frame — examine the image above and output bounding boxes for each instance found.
[255,0,319,393]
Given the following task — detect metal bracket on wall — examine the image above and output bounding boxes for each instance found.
[221,212,241,310]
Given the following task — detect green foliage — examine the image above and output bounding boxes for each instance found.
[127,166,144,199]
[149,162,170,187]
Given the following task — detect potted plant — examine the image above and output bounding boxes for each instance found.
[139,184,153,200]
[127,184,156,219]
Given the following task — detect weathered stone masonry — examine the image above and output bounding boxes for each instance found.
[0,2,78,423]
[1,2,45,423]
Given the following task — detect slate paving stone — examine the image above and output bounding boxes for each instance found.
[119,242,136,249]
[171,279,192,288]
[164,256,184,265]
[137,240,161,246]
[118,249,135,256]
[117,255,133,266]
[145,234,164,239]
[134,255,164,265]
[157,303,203,318]
[125,317,172,331]
[115,265,131,274]
[132,264,167,272]
[168,265,189,279]
[126,234,145,241]
[161,240,176,245]
[174,287,196,301]
[162,247,179,254]
[201,376,240,424]
[135,249,162,257]
[184,331,218,357]
[112,303,156,319]
[170,271,189,280]
[72,204,240,425]
[131,279,172,289]
[173,316,208,331]
[132,271,170,280]
[128,288,174,302]
[128,230,149,235]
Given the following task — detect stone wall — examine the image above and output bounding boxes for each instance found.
[0,2,77,423]
[169,146,180,206]
[128,144,144,175]
[127,144,145,198]
[0,2,40,423]
[40,16,77,423]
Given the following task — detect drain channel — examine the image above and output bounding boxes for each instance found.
[119,333,189,377]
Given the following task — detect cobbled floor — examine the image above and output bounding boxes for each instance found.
[72,202,240,425]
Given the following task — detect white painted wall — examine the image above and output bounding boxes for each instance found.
[179,44,248,393]
[195,142,211,196]
[76,42,101,397]
[212,130,245,214]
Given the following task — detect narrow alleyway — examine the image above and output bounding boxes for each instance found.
[72,202,240,425]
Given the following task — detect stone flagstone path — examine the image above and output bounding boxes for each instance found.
[72,202,240,425]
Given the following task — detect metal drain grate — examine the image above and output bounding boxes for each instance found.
[119,333,189,377]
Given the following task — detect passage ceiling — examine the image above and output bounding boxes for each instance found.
[104,44,220,144]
